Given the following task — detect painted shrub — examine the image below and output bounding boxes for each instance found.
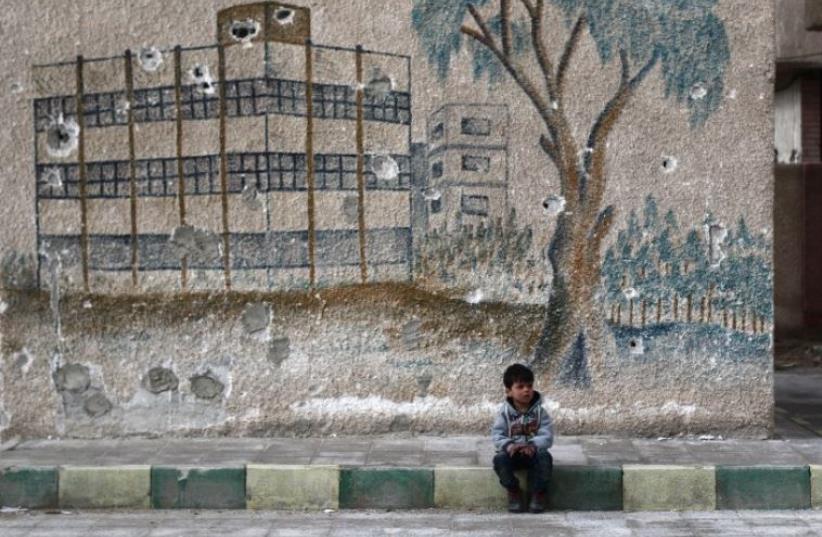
[412,0,732,383]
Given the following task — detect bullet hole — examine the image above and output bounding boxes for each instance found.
[189,64,215,96]
[168,225,222,263]
[465,288,484,304]
[268,336,290,366]
[542,195,566,216]
[689,82,707,100]
[707,223,728,267]
[190,373,225,400]
[628,337,644,356]
[54,364,90,394]
[423,188,441,201]
[43,167,64,190]
[83,392,112,418]
[623,287,639,300]
[45,115,79,158]
[365,73,394,103]
[661,156,678,173]
[142,367,179,394]
[229,19,260,42]
[241,302,270,334]
[138,46,163,72]
[241,184,262,211]
[370,155,399,182]
[342,195,359,225]
[10,82,24,94]
[274,7,295,25]
[115,98,130,121]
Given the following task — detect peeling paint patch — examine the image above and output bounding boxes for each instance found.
[83,391,112,418]
[241,184,262,211]
[54,364,90,394]
[190,372,225,400]
[168,225,222,262]
[142,367,179,394]
[0,300,7,315]
[241,303,270,334]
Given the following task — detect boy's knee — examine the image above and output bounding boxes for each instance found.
[537,448,553,463]
[493,452,511,466]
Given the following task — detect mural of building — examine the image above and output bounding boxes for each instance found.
[425,103,509,232]
[0,0,776,441]
[33,2,413,294]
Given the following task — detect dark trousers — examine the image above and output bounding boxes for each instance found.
[493,448,553,493]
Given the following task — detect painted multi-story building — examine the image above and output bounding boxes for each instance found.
[33,1,412,293]
[424,103,509,232]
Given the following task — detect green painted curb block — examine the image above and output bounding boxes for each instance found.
[59,466,151,509]
[151,467,246,509]
[340,468,434,509]
[0,466,58,509]
[716,466,811,510]
[623,465,716,512]
[549,465,622,511]
[247,465,339,510]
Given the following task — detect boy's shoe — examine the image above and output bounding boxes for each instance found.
[507,487,524,513]
[529,491,546,513]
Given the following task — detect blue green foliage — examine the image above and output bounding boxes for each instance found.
[612,323,771,365]
[601,195,772,321]
[411,0,492,80]
[412,0,730,125]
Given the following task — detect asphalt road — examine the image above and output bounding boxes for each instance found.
[2,509,822,536]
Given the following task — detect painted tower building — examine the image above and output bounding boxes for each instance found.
[33,1,413,293]
[425,103,509,232]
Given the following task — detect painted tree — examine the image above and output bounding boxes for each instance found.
[412,0,729,382]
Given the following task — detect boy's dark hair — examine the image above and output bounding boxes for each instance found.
[503,363,534,388]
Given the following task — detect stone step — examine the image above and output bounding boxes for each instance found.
[0,463,818,511]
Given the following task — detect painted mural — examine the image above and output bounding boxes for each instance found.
[0,0,774,439]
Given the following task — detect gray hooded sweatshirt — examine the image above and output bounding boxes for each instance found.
[491,391,554,452]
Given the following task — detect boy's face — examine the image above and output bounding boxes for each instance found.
[506,381,534,407]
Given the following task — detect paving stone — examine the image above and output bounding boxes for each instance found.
[59,466,151,508]
[433,467,505,509]
[0,466,58,508]
[339,468,433,509]
[623,465,716,512]
[549,465,622,511]
[151,466,246,509]
[716,465,811,510]
[247,464,339,510]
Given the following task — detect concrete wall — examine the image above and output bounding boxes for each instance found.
[0,0,774,439]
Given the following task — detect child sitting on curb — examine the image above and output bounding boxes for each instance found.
[491,363,554,513]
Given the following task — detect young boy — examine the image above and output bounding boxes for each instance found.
[491,363,554,513]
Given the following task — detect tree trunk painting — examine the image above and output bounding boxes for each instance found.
[412,0,729,386]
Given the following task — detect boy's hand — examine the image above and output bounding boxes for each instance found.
[520,444,536,457]
[506,443,518,456]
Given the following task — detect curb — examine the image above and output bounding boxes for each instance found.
[0,464,817,511]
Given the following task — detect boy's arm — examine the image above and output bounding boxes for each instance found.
[491,411,513,452]
[528,407,554,450]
